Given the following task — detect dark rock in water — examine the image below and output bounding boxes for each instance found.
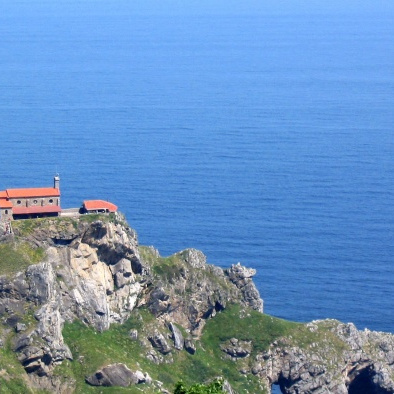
[86,363,150,387]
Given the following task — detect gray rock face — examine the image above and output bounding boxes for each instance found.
[148,330,172,354]
[0,218,145,382]
[220,338,252,360]
[225,262,263,313]
[250,320,394,393]
[129,329,138,340]
[185,339,196,355]
[110,258,135,288]
[6,216,393,394]
[145,250,264,335]
[86,363,150,387]
[177,248,207,268]
[1,216,265,387]
[16,322,26,332]
[169,322,184,350]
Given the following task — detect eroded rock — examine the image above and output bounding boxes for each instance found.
[169,322,184,350]
[185,339,196,355]
[86,363,150,387]
[253,320,394,393]
[221,338,252,360]
[148,330,172,354]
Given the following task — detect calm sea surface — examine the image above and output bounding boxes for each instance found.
[0,1,393,332]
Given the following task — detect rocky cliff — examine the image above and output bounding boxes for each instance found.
[0,214,393,393]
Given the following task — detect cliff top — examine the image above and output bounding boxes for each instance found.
[0,215,393,393]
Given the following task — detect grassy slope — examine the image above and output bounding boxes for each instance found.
[59,305,322,393]
[11,214,121,238]
[0,219,350,392]
[0,241,45,276]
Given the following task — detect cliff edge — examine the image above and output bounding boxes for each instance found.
[0,214,393,393]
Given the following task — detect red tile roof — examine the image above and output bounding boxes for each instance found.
[0,200,13,208]
[83,200,118,212]
[0,191,7,198]
[12,206,61,215]
[6,188,60,198]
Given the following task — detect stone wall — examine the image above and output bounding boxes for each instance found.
[9,197,60,208]
[0,207,13,222]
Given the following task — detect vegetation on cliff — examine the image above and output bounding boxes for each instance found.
[0,215,393,394]
[0,241,44,276]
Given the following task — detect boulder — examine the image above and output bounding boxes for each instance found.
[15,323,27,333]
[148,331,172,354]
[129,329,138,340]
[224,263,263,312]
[178,249,206,268]
[169,322,184,350]
[109,258,134,288]
[185,339,196,355]
[220,338,252,359]
[86,363,150,387]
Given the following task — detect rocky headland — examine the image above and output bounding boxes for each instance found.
[0,214,393,393]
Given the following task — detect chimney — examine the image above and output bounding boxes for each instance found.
[54,174,60,190]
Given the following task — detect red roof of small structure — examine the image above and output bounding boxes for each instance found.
[12,206,61,215]
[0,200,13,208]
[0,191,7,198]
[83,200,118,212]
[6,188,60,198]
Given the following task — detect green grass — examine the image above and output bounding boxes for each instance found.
[60,310,166,393]
[60,305,300,393]
[0,241,45,276]
[139,247,229,292]
[12,217,79,237]
[10,219,40,237]
[138,246,159,265]
[12,214,123,238]
[139,246,186,282]
[202,304,299,355]
[79,214,111,224]
[53,304,354,393]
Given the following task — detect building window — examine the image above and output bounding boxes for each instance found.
[33,199,38,205]
[49,199,53,204]
[5,210,8,215]
[17,200,21,205]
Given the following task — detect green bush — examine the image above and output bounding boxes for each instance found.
[174,378,223,394]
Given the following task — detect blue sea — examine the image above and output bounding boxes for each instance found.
[0,1,393,333]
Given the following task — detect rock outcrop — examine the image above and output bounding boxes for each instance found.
[1,214,394,394]
[144,248,263,336]
[0,216,146,390]
[245,320,394,393]
[86,363,151,387]
[0,215,264,391]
